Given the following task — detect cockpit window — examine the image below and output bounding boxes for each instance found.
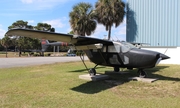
[121,42,136,53]
[102,41,136,53]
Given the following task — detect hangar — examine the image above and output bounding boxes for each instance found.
[126,0,180,64]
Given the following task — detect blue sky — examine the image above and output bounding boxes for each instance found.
[0,0,126,40]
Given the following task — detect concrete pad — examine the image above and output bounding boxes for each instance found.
[129,77,158,83]
[79,74,109,81]
[105,71,129,75]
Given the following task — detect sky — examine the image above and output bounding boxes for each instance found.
[0,0,126,40]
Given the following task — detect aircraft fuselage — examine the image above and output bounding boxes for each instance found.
[84,41,169,69]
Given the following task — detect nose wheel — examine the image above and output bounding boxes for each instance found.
[138,69,147,78]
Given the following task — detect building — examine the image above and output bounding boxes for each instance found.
[126,0,180,64]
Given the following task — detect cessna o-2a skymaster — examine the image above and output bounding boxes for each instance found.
[6,29,170,78]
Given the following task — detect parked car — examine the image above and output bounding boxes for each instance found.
[66,53,76,56]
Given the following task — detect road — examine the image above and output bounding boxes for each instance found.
[0,56,88,68]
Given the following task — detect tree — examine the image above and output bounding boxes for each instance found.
[34,23,55,32]
[8,20,41,57]
[1,36,12,57]
[8,20,29,30]
[69,2,97,36]
[94,0,125,40]
[68,30,74,35]
[0,39,4,51]
[8,21,55,56]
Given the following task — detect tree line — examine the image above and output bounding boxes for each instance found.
[0,0,125,57]
[0,20,55,57]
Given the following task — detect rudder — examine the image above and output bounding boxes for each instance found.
[41,39,49,52]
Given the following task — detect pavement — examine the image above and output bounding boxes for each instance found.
[0,56,88,68]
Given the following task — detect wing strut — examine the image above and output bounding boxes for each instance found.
[79,52,89,71]
[79,52,98,76]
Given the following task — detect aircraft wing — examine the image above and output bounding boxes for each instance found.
[6,29,113,46]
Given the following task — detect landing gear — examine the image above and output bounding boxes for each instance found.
[138,69,147,78]
[89,68,96,76]
[88,64,98,76]
[114,67,119,72]
[79,53,96,76]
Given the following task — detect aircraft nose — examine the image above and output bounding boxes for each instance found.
[160,54,170,60]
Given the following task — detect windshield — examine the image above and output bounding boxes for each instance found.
[121,42,136,53]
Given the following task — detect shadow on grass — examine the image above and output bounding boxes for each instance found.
[72,81,110,94]
[145,65,180,81]
[71,65,180,94]
[126,65,180,81]
[71,80,121,94]
[68,66,106,73]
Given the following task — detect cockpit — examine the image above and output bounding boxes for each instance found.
[102,41,136,53]
[119,41,136,53]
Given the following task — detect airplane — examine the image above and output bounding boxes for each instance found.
[6,28,170,78]
[41,39,76,56]
[41,39,69,52]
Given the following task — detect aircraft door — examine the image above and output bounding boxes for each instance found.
[119,44,132,65]
[106,45,122,65]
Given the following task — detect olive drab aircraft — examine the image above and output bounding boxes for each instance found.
[6,29,170,78]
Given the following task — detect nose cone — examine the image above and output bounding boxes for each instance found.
[160,54,170,60]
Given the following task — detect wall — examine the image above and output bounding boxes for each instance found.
[127,0,180,47]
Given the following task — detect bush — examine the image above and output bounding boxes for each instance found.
[33,53,39,56]
[44,53,51,56]
[21,53,28,56]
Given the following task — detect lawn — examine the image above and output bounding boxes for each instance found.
[0,61,180,108]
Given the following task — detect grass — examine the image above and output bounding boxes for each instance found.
[0,61,180,108]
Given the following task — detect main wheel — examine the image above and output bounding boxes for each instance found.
[89,68,96,76]
[114,67,119,72]
[138,69,147,78]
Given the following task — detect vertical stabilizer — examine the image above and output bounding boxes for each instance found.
[41,39,49,52]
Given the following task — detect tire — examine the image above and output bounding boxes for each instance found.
[138,69,147,78]
[89,68,96,76]
[114,67,119,72]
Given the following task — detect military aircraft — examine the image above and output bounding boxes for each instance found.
[6,29,170,78]
[41,39,69,52]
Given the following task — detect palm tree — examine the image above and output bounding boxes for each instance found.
[69,2,97,36]
[94,0,125,40]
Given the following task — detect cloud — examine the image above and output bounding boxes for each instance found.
[111,18,126,41]
[21,0,33,4]
[21,0,68,4]
[114,26,126,35]
[42,19,66,28]
[90,24,107,39]
[91,17,126,40]
[28,20,35,24]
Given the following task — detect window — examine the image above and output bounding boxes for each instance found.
[121,42,136,53]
